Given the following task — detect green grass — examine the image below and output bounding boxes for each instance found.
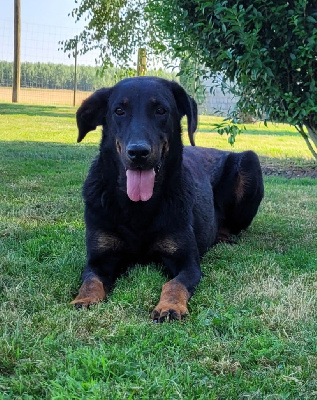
[0,103,316,399]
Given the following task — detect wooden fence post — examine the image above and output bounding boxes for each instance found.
[73,40,78,107]
[137,48,146,76]
[12,0,21,103]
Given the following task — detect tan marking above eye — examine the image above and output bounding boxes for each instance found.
[116,140,122,154]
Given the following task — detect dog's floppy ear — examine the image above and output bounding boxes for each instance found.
[170,81,198,146]
[76,88,111,143]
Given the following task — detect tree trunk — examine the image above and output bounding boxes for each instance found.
[296,124,317,161]
[305,123,317,149]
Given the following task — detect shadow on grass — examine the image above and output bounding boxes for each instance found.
[0,102,75,118]
[1,140,316,178]
[0,140,98,162]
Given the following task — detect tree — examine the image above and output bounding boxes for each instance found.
[63,1,317,159]
[61,0,163,70]
[148,0,317,159]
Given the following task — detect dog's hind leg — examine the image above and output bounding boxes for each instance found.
[215,150,264,238]
[230,151,264,234]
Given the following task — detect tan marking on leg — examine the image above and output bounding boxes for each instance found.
[235,173,246,202]
[116,140,122,155]
[70,277,106,307]
[151,281,190,322]
[153,237,179,255]
[94,232,123,252]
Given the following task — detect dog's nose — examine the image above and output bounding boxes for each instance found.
[127,142,151,163]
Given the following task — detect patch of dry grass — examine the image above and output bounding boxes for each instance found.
[234,270,317,330]
[0,86,91,106]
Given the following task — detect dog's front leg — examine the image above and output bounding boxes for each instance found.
[151,241,202,322]
[71,253,125,308]
[71,230,126,308]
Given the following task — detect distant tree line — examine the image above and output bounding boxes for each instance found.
[0,61,177,92]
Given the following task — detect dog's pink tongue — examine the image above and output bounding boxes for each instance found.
[126,169,155,202]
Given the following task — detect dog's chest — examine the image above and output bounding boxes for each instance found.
[103,200,181,259]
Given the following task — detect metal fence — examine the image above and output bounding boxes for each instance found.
[0,19,99,106]
[0,18,237,114]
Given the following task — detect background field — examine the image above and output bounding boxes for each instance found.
[0,62,177,106]
[0,103,316,399]
[0,87,92,106]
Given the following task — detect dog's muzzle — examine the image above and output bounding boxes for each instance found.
[123,141,167,202]
[126,142,151,164]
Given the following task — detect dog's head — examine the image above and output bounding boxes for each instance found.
[76,77,197,202]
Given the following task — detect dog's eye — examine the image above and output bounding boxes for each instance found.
[114,107,125,116]
[155,107,167,115]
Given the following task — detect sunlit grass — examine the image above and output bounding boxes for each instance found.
[1,102,313,160]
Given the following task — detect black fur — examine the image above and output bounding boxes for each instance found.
[73,77,264,320]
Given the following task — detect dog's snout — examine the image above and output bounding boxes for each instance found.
[127,142,151,163]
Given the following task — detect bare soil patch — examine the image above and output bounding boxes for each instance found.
[260,157,317,178]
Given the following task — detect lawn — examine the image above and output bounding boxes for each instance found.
[0,103,316,399]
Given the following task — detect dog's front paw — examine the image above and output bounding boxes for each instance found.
[70,277,106,309]
[151,302,188,322]
[70,296,102,309]
[151,280,190,323]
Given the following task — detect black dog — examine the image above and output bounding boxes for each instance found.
[71,77,264,322]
